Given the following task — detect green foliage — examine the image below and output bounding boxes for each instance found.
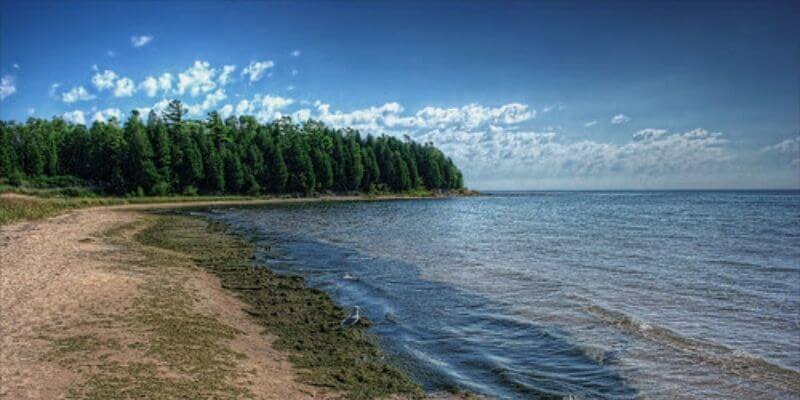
[0,101,464,196]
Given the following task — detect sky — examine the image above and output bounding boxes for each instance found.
[1,0,798,190]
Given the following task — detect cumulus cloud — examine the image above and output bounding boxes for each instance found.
[307,101,535,134]
[186,88,228,116]
[62,110,86,125]
[421,126,730,185]
[92,107,122,123]
[235,99,251,116]
[0,75,16,100]
[27,108,35,116]
[62,86,96,103]
[291,50,301,57]
[92,70,118,91]
[138,73,172,97]
[292,108,311,121]
[114,77,136,97]
[253,94,293,121]
[136,99,171,117]
[219,104,234,119]
[218,65,236,85]
[177,60,216,96]
[611,114,631,124]
[242,60,274,82]
[131,35,153,48]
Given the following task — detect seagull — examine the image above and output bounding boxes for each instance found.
[340,306,361,328]
[343,273,358,281]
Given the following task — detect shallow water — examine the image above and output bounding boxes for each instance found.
[204,191,800,399]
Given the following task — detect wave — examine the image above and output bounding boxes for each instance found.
[585,304,800,392]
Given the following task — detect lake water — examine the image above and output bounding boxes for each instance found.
[202,191,800,399]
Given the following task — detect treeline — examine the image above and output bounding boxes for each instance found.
[0,100,463,196]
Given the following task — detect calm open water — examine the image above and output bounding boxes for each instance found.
[201,191,800,399]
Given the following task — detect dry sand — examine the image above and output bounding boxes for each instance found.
[0,207,334,399]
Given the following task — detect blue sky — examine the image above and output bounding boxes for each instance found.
[1,0,798,189]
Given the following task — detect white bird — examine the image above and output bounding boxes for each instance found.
[340,306,361,328]
[343,273,358,281]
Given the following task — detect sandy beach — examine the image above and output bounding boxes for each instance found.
[0,206,340,399]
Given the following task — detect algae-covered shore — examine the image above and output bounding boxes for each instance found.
[0,198,475,399]
[137,214,424,399]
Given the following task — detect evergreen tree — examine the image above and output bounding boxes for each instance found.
[0,104,464,194]
[123,111,160,194]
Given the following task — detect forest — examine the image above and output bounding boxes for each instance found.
[0,100,464,196]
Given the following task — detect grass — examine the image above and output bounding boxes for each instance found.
[0,193,262,226]
[37,217,255,400]
[0,195,123,225]
[136,214,424,400]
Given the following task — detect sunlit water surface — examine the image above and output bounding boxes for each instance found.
[201,191,800,399]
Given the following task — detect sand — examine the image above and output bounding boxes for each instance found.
[0,207,334,399]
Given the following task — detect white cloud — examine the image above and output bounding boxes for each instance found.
[92,107,122,123]
[107,50,116,58]
[62,110,86,125]
[139,77,159,97]
[421,126,730,186]
[186,88,228,116]
[136,99,171,116]
[542,103,563,113]
[158,73,173,92]
[49,83,61,99]
[177,60,216,96]
[286,85,295,91]
[291,69,298,76]
[761,136,800,154]
[242,60,274,82]
[131,35,153,48]
[253,94,293,121]
[292,108,311,121]
[91,64,99,72]
[219,104,234,119]
[114,77,136,97]
[584,121,597,127]
[291,50,301,57]
[761,136,800,168]
[218,65,236,85]
[235,99,251,116]
[27,107,35,116]
[611,114,631,124]
[0,75,16,100]
[632,128,668,142]
[92,70,118,91]
[300,101,535,136]
[12,63,19,69]
[138,73,172,97]
[62,86,96,103]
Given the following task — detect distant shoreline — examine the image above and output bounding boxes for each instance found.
[0,189,478,226]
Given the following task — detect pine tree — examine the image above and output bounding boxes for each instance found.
[123,111,160,194]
